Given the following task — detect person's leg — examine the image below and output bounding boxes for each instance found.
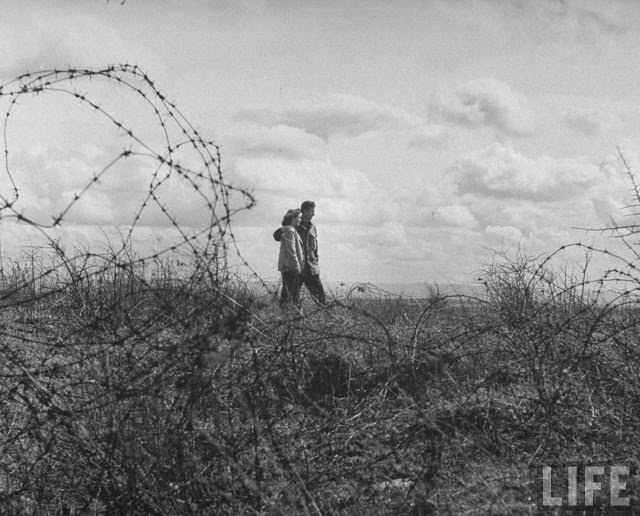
[291,272,302,306]
[302,273,326,305]
[280,271,302,307]
[280,271,294,306]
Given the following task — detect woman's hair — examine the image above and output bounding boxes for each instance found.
[282,208,301,226]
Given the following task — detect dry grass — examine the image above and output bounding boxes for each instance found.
[0,248,638,514]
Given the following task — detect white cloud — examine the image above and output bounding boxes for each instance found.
[448,143,603,201]
[564,107,619,135]
[435,145,631,263]
[223,124,327,161]
[433,205,477,228]
[230,156,401,227]
[0,140,245,236]
[373,222,409,247]
[433,78,535,135]
[485,225,524,244]
[0,8,149,81]
[227,142,631,283]
[282,94,423,139]
[590,194,624,223]
[238,94,424,141]
[59,189,115,225]
[536,0,631,37]
[407,124,449,148]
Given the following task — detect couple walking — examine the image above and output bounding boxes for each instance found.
[274,200,326,307]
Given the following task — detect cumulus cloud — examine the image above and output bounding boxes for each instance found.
[229,156,402,228]
[0,146,119,227]
[564,107,619,135]
[324,224,438,271]
[227,143,630,283]
[282,94,424,139]
[423,144,633,278]
[372,222,409,247]
[484,225,524,244]
[232,95,450,169]
[237,94,424,141]
[1,142,235,234]
[223,124,327,161]
[432,205,477,228]
[407,124,449,148]
[433,78,535,135]
[448,143,603,201]
[564,108,602,135]
[0,8,148,80]
[535,0,631,37]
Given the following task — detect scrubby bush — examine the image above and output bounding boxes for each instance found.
[3,65,640,515]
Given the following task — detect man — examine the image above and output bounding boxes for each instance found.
[273,200,327,305]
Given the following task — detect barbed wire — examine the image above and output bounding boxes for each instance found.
[0,64,256,263]
[2,64,640,513]
[0,65,279,512]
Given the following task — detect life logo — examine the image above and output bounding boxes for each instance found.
[532,463,638,510]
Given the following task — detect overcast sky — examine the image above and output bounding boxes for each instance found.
[2,0,640,285]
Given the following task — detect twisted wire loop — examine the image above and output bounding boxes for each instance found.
[0,64,256,271]
[0,66,272,513]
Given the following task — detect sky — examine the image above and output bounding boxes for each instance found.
[2,0,640,287]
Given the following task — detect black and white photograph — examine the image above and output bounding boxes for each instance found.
[0,1,639,513]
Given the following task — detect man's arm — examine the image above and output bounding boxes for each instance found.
[310,224,318,262]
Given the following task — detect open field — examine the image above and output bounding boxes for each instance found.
[0,250,639,515]
[0,64,638,515]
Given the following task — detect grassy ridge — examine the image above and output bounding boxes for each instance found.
[0,249,638,514]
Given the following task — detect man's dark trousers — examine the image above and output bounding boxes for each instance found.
[301,268,326,305]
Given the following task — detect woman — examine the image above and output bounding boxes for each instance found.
[277,208,305,306]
